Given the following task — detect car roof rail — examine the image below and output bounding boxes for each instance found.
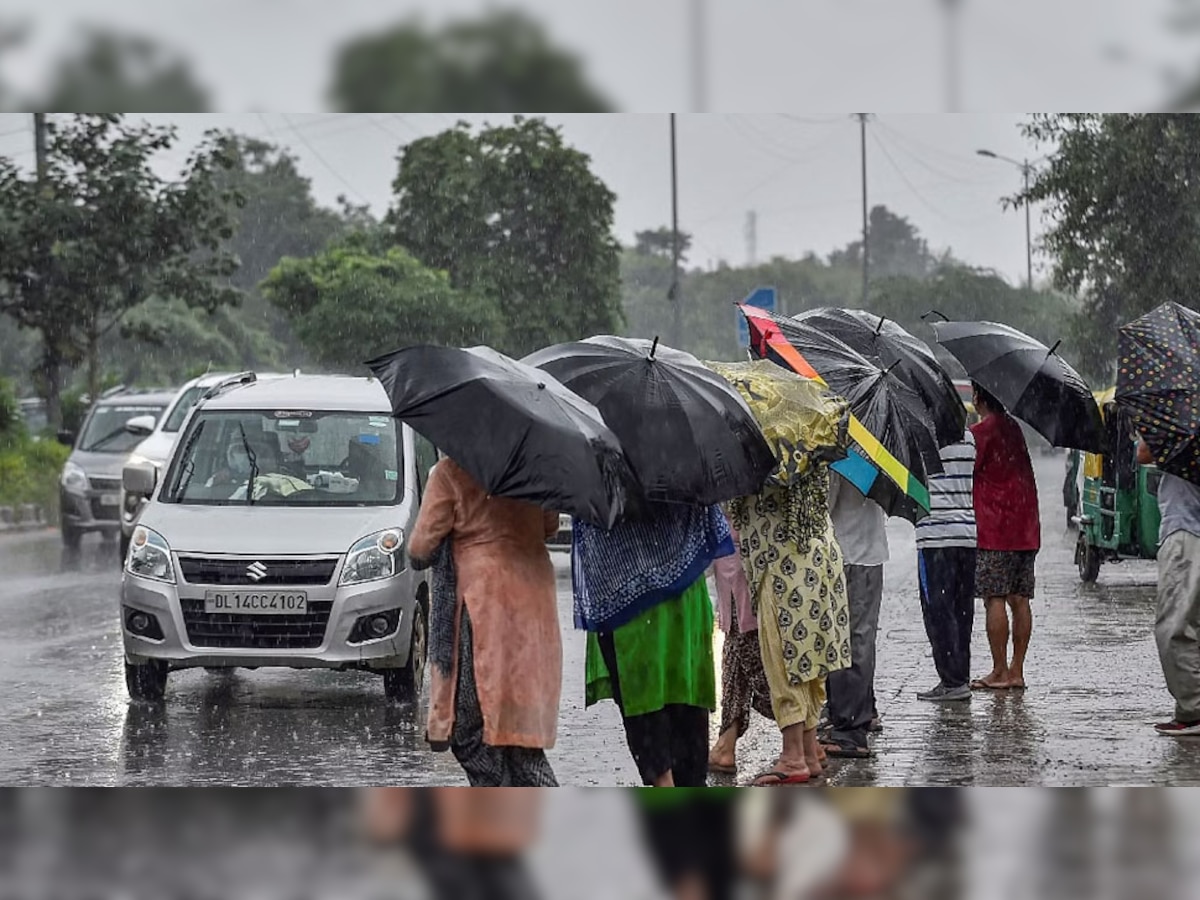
[100,384,128,398]
[202,371,257,400]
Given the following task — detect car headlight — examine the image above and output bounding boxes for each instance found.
[61,462,87,494]
[340,529,404,585]
[126,525,176,584]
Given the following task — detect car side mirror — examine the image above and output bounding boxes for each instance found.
[123,462,158,498]
[124,415,156,437]
[56,430,75,447]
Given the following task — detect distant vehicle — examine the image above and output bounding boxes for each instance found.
[118,372,290,563]
[120,373,433,703]
[547,513,572,548]
[58,387,175,550]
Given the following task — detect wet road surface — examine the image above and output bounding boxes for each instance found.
[1,454,1198,786]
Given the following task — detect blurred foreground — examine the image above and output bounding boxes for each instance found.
[3,787,1197,899]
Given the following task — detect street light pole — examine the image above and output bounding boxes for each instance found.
[856,114,871,304]
[670,114,683,349]
[977,148,1038,291]
[690,0,708,112]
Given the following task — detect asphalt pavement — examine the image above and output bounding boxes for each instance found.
[1,454,1198,786]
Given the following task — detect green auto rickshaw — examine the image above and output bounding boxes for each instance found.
[1073,388,1163,583]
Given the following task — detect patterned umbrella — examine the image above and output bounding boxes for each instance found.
[1116,301,1200,486]
[704,359,849,487]
[739,303,937,517]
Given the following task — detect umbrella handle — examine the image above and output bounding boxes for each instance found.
[921,310,950,323]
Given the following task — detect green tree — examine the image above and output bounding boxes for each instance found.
[261,236,505,371]
[35,28,209,112]
[0,114,241,427]
[1015,114,1200,368]
[389,117,623,357]
[633,227,692,263]
[828,205,936,279]
[329,9,612,113]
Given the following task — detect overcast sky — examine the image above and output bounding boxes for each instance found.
[0,1,1191,285]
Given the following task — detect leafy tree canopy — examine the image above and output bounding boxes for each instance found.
[0,114,241,425]
[1015,113,1200,368]
[633,227,692,263]
[261,239,505,372]
[329,9,612,113]
[388,116,623,356]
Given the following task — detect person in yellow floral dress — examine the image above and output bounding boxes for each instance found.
[730,460,851,786]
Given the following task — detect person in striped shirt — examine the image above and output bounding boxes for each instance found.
[915,431,978,702]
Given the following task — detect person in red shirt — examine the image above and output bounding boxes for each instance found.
[968,383,1040,691]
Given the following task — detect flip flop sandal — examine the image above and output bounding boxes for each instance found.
[749,770,811,786]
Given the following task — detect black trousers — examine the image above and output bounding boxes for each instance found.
[596,632,710,787]
[638,798,736,900]
[918,548,976,689]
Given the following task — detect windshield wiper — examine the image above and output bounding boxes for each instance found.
[171,420,206,501]
[238,423,259,506]
[83,424,136,452]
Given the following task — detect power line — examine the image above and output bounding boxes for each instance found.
[870,129,974,227]
[873,121,1008,185]
[279,113,370,204]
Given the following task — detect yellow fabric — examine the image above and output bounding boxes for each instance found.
[705,359,848,485]
[759,609,826,729]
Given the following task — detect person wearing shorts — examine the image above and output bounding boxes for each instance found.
[969,383,1040,691]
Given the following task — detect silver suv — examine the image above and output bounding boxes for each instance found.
[59,388,174,550]
[120,373,436,703]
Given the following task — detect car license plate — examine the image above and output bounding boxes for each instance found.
[204,591,308,615]
[100,493,120,506]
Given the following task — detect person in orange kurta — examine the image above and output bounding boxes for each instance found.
[408,457,563,786]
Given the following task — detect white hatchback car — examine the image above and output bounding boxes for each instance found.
[120,373,436,703]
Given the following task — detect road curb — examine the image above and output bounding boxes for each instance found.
[0,503,47,532]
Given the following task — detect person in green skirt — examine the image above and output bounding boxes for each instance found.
[573,503,735,787]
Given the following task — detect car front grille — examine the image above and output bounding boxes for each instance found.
[89,498,121,521]
[180,599,333,649]
[88,476,122,493]
[177,557,340,587]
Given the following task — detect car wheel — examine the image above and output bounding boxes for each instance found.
[1077,540,1101,584]
[62,526,82,550]
[125,659,168,702]
[384,601,428,703]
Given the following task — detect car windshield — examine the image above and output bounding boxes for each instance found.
[163,385,210,433]
[162,410,402,507]
[78,404,166,453]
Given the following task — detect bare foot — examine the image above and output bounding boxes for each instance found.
[802,728,824,777]
[970,669,1011,690]
[708,728,738,771]
[750,755,810,786]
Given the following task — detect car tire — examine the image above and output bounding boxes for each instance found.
[1078,541,1101,584]
[62,525,82,550]
[384,601,428,703]
[125,659,168,702]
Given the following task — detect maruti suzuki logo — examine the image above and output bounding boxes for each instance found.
[246,561,268,583]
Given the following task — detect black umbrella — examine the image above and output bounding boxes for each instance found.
[1116,301,1200,486]
[793,307,967,446]
[523,336,776,506]
[930,320,1105,454]
[366,345,635,527]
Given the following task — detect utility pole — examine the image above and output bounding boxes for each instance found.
[855,113,871,304]
[940,0,963,112]
[690,0,708,112]
[33,113,47,182]
[1022,159,1033,290]
[745,210,757,266]
[669,113,683,349]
